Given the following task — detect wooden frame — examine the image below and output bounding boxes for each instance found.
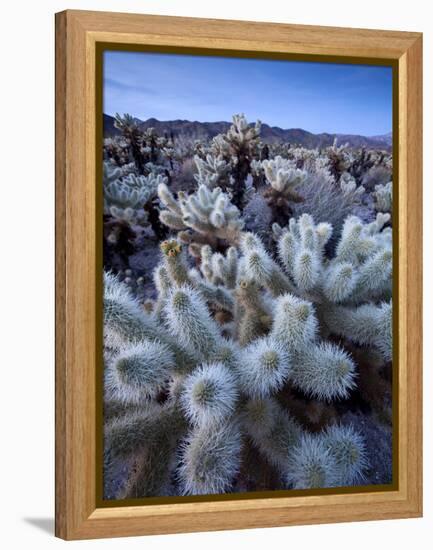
[55,9,423,540]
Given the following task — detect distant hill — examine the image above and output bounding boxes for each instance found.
[103,114,391,151]
[369,131,393,146]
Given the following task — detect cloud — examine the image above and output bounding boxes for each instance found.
[104,78,158,95]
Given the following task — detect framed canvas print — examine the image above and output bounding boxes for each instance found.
[55,10,423,540]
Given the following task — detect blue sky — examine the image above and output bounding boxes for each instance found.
[103,50,392,136]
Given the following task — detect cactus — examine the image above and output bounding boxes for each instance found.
[178,420,242,495]
[104,173,163,225]
[373,181,392,213]
[261,156,307,225]
[103,137,130,167]
[103,172,168,245]
[114,113,147,174]
[194,154,231,190]
[322,424,368,486]
[273,213,392,358]
[103,113,393,499]
[350,148,390,187]
[181,362,238,426]
[103,206,390,497]
[105,341,175,404]
[212,114,262,209]
[158,182,244,256]
[286,433,339,489]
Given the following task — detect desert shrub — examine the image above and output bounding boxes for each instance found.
[291,172,364,244]
[361,165,392,191]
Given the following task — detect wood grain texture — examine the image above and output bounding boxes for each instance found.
[55,11,67,538]
[55,9,423,540]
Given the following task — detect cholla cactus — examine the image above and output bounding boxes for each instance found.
[373,181,392,213]
[199,244,238,289]
[285,423,367,489]
[324,139,351,181]
[114,113,147,173]
[105,341,175,404]
[103,208,383,497]
[142,127,169,165]
[178,420,242,495]
[104,172,167,244]
[349,147,390,186]
[286,433,340,489]
[213,114,261,158]
[104,173,163,224]
[103,113,393,500]
[103,137,130,167]
[112,114,175,177]
[194,154,231,190]
[158,183,244,256]
[286,146,320,171]
[237,338,291,398]
[103,160,136,185]
[275,213,392,362]
[339,172,365,200]
[181,362,238,426]
[321,424,368,485]
[250,158,265,187]
[262,156,307,225]
[212,114,262,208]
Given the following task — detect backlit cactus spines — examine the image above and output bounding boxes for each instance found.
[160,239,190,286]
[240,232,294,296]
[262,156,307,225]
[103,160,136,185]
[164,285,223,360]
[244,398,302,471]
[339,172,365,200]
[178,420,242,495]
[212,114,262,209]
[323,138,351,182]
[189,269,235,314]
[103,272,196,372]
[322,424,368,486]
[103,200,390,494]
[105,403,175,459]
[199,245,238,289]
[103,107,393,498]
[152,265,171,321]
[238,337,291,398]
[286,433,339,489]
[235,278,272,346]
[373,181,392,213]
[271,212,392,361]
[181,362,238,426]
[262,156,306,193]
[103,271,156,349]
[158,182,244,256]
[103,170,168,247]
[106,340,175,403]
[323,262,357,303]
[194,153,231,190]
[324,301,392,362]
[291,342,356,401]
[271,293,318,351]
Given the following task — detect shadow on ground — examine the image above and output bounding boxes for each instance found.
[24,518,54,535]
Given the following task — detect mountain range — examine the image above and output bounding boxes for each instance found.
[103,114,392,151]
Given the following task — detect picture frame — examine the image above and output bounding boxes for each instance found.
[55,9,423,540]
